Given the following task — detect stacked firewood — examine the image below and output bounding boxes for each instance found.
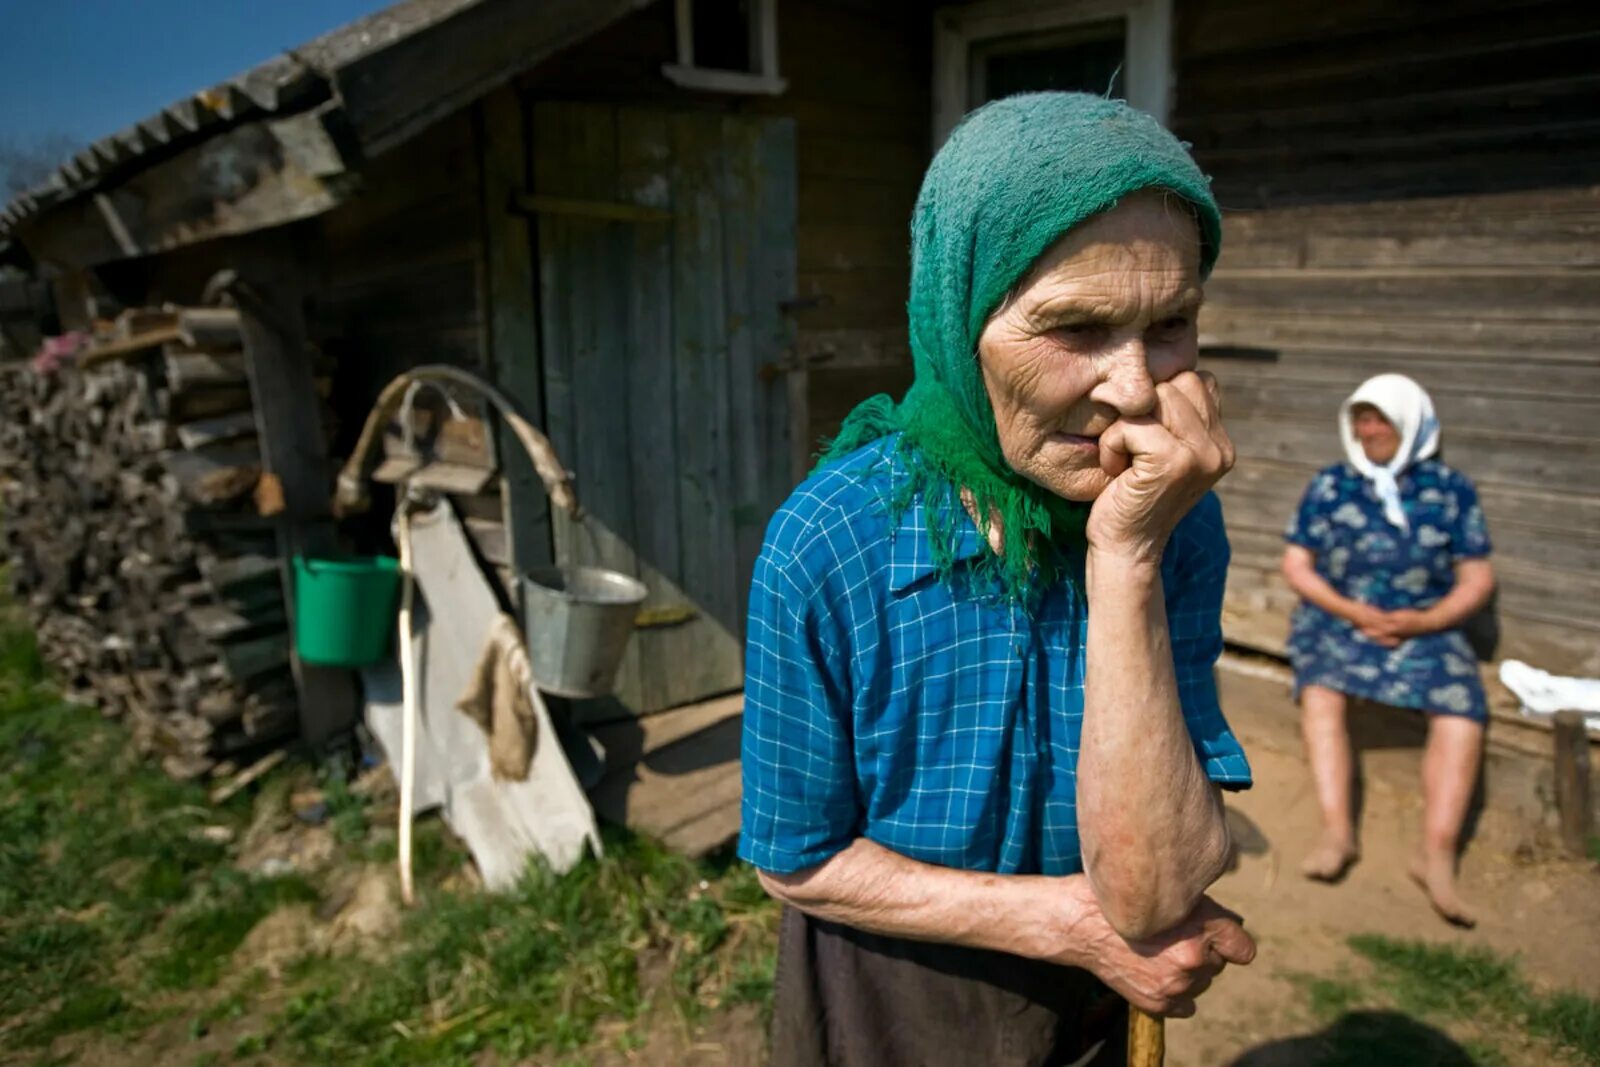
[0,308,331,778]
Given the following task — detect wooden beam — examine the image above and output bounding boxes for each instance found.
[229,239,359,747]
[16,108,354,268]
[1554,710,1594,856]
[510,193,673,223]
[331,0,651,157]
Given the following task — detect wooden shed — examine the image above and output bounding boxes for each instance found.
[4,0,1597,756]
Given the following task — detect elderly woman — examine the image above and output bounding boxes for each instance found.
[1282,374,1495,927]
[739,93,1255,1066]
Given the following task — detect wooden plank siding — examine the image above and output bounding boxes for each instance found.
[1176,0,1600,673]
[753,0,927,458]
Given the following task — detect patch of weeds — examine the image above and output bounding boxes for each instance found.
[1346,935,1600,1065]
[145,871,318,991]
[1347,934,1521,1018]
[322,763,368,845]
[189,989,250,1039]
[0,604,307,1049]
[1462,1038,1512,1067]
[262,829,777,1065]
[232,1031,269,1057]
[15,984,126,1046]
[1587,835,1600,865]
[411,816,468,882]
[0,607,43,685]
[1525,991,1600,1061]
[1288,972,1367,1023]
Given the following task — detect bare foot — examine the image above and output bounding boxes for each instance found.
[1300,834,1359,883]
[1409,855,1477,928]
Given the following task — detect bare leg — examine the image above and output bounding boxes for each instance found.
[1299,684,1360,881]
[1409,714,1484,928]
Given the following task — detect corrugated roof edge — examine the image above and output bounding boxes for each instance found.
[0,0,484,239]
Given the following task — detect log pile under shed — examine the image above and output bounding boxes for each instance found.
[0,307,334,778]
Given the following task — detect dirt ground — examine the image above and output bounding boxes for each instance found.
[548,659,1600,1066]
[14,657,1595,1067]
[1168,661,1600,1066]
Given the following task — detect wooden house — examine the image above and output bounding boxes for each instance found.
[3,0,1596,760]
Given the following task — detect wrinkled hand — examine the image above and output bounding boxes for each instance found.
[1350,603,1401,647]
[1055,883,1256,1018]
[1375,608,1433,640]
[1088,371,1235,565]
[1353,606,1433,646]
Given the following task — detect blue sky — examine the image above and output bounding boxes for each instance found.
[0,0,392,146]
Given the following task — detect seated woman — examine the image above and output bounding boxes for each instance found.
[1280,373,1495,927]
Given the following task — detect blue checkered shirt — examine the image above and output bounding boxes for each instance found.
[738,435,1252,877]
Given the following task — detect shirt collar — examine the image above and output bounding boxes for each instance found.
[887,456,988,593]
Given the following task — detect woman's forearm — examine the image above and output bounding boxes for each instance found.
[761,837,1259,1018]
[1419,559,1495,631]
[759,837,1084,961]
[1282,553,1367,624]
[1076,554,1232,940]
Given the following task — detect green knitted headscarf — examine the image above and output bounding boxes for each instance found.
[818,92,1223,600]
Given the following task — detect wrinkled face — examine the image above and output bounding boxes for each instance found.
[976,191,1204,502]
[1351,404,1400,464]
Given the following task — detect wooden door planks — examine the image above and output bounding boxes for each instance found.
[527,104,797,715]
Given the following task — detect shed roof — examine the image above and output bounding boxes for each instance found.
[2,0,649,261]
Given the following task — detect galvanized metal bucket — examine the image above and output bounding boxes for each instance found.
[522,565,648,698]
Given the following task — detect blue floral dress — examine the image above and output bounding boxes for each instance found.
[1284,458,1492,721]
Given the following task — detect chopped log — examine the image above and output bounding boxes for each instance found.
[216,629,291,682]
[79,308,242,369]
[164,446,261,506]
[0,301,338,782]
[176,410,260,450]
[177,308,244,350]
[200,553,281,595]
[164,350,247,389]
[165,384,254,422]
[185,601,288,643]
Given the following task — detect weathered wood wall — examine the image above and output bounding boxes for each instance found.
[519,0,928,470]
[1176,0,1600,673]
[309,111,486,389]
[754,0,926,465]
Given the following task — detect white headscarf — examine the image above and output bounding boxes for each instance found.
[1339,373,1440,533]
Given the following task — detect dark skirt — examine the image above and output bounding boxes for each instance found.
[769,906,1128,1067]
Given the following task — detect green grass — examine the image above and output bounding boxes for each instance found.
[268,834,776,1066]
[1288,934,1600,1066]
[0,607,322,1048]
[0,603,780,1063]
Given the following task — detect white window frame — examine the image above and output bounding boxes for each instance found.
[663,0,787,95]
[932,0,1174,148]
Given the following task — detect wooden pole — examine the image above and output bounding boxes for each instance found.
[1128,1007,1164,1067]
[1554,710,1593,856]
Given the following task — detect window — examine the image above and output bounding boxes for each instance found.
[663,0,786,95]
[933,0,1173,146]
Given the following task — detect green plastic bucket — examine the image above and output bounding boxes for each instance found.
[292,555,403,667]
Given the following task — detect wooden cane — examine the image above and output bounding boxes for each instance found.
[1128,1006,1164,1067]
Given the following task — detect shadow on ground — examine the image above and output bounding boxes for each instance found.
[1228,1010,1476,1066]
